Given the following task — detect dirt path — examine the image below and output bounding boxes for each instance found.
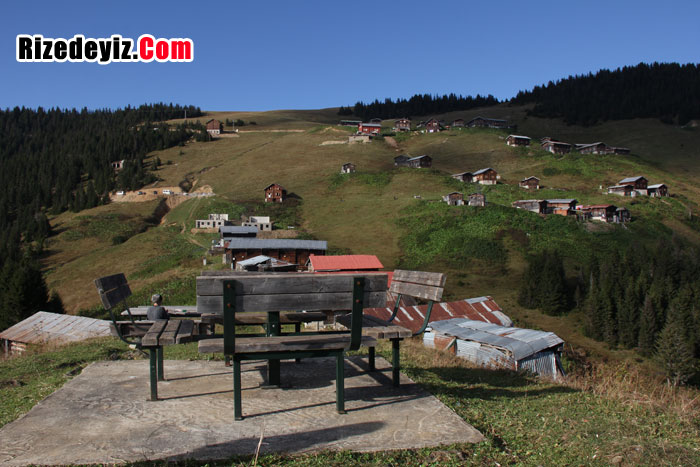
[384,136,398,149]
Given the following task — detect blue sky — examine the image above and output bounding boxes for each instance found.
[2,0,699,111]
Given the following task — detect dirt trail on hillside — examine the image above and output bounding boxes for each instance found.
[384,136,398,149]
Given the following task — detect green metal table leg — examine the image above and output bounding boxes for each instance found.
[157,346,164,381]
[295,322,301,363]
[368,346,376,371]
[233,358,243,420]
[392,339,401,387]
[267,312,281,386]
[149,349,158,401]
[336,352,346,414]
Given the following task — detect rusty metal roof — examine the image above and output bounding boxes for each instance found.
[308,254,383,271]
[0,312,111,345]
[364,296,512,333]
[428,318,564,360]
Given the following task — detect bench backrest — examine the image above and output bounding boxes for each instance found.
[197,272,388,314]
[94,273,132,310]
[389,269,445,302]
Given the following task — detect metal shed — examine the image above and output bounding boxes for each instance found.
[424,318,565,379]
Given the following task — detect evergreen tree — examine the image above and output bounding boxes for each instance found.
[656,313,697,386]
[638,295,659,356]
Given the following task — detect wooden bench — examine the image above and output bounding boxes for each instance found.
[336,269,446,386]
[196,272,388,420]
[94,273,200,401]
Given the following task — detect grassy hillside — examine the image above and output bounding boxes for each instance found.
[41,105,700,358]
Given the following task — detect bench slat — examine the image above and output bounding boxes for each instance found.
[142,321,168,346]
[198,335,377,354]
[389,281,443,302]
[175,320,195,344]
[197,273,388,296]
[159,320,181,345]
[392,269,446,287]
[336,314,412,340]
[198,291,386,314]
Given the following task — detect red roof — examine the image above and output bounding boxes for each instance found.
[308,254,383,272]
[364,296,512,334]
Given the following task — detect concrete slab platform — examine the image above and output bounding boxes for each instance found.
[0,356,483,465]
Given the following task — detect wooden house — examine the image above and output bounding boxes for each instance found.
[546,199,577,216]
[206,119,223,136]
[406,155,432,168]
[647,184,668,197]
[341,162,356,174]
[506,135,531,147]
[394,118,411,132]
[578,204,618,223]
[339,120,361,126]
[424,118,443,133]
[452,118,465,127]
[468,193,486,207]
[110,159,125,171]
[264,183,287,203]
[607,184,635,197]
[616,207,631,222]
[394,155,410,166]
[618,176,648,195]
[512,199,547,214]
[612,147,631,155]
[519,176,540,190]
[452,172,473,183]
[369,118,382,124]
[224,238,327,269]
[443,192,464,206]
[541,140,572,154]
[473,168,498,185]
[358,122,382,134]
[575,142,613,155]
[467,116,509,129]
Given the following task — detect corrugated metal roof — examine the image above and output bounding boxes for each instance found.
[647,183,666,189]
[473,168,494,175]
[507,135,531,140]
[225,238,328,250]
[619,176,645,184]
[237,255,272,266]
[0,312,111,345]
[428,318,564,361]
[308,254,383,271]
[219,226,258,235]
[546,199,576,204]
[364,296,512,333]
[407,155,431,161]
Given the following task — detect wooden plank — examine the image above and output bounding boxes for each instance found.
[141,321,168,347]
[158,320,181,345]
[94,273,128,292]
[175,320,195,344]
[389,281,444,302]
[197,291,386,314]
[336,314,412,340]
[196,273,388,296]
[198,334,377,354]
[97,284,132,310]
[392,270,446,287]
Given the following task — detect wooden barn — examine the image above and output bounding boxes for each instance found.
[612,147,631,155]
[358,122,382,134]
[423,118,443,133]
[452,118,465,127]
[472,168,498,185]
[394,118,411,131]
[1,312,111,355]
[607,184,635,196]
[406,155,432,168]
[541,139,572,154]
[506,135,531,147]
[618,176,648,195]
[519,176,540,190]
[578,204,619,223]
[341,162,356,174]
[512,199,547,214]
[467,116,509,129]
[394,155,410,166]
[452,172,473,183]
[575,142,613,154]
[468,193,486,207]
[339,120,361,127]
[206,119,223,136]
[443,192,464,206]
[369,118,382,124]
[264,183,287,203]
[647,183,669,197]
[546,199,577,216]
[224,238,327,268]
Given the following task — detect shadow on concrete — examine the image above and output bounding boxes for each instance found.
[177,421,385,460]
[164,371,232,382]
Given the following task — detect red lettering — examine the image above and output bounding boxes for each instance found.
[139,35,154,60]
[155,40,168,60]
[170,40,192,60]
